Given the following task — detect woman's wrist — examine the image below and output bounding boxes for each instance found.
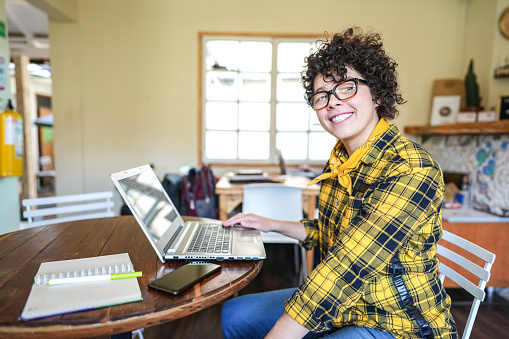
[270,220,307,242]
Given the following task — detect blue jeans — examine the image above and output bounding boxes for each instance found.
[221,288,396,339]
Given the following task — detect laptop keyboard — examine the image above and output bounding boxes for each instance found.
[187,224,231,254]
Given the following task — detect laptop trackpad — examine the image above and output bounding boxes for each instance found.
[237,233,258,243]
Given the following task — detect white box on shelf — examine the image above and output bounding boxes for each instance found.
[456,111,477,122]
[477,111,497,122]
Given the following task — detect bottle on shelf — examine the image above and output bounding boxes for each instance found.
[455,174,471,209]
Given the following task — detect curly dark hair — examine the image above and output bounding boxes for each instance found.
[303,27,405,120]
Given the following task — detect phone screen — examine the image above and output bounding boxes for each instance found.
[148,263,221,295]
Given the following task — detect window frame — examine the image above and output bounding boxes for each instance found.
[198,32,327,166]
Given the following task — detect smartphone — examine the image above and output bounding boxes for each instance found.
[148,262,221,295]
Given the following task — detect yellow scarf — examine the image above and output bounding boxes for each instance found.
[308,118,390,194]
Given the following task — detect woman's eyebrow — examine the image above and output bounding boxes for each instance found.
[314,86,327,93]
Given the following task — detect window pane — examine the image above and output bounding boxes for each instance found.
[239,103,270,131]
[239,73,271,102]
[276,132,308,160]
[206,131,237,159]
[277,42,311,72]
[276,103,308,131]
[206,72,238,101]
[239,41,272,72]
[203,36,318,163]
[206,40,239,71]
[206,102,238,130]
[309,132,337,160]
[309,109,323,131]
[238,131,269,159]
[277,73,305,102]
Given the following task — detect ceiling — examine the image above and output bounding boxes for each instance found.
[5,0,50,60]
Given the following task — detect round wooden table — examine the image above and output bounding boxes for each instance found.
[0,216,263,338]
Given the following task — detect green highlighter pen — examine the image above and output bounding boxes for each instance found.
[46,271,142,286]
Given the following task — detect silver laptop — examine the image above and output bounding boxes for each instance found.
[110,164,266,263]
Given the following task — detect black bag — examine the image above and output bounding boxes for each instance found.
[181,165,219,219]
[162,173,183,213]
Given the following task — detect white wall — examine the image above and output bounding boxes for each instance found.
[43,0,508,213]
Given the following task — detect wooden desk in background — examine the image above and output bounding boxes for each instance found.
[215,172,320,221]
[0,216,262,339]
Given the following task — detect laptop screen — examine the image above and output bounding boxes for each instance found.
[117,171,178,242]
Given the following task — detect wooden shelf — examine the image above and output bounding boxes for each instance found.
[404,120,509,135]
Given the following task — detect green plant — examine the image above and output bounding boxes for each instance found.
[464,59,481,107]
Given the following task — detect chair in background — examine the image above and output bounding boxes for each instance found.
[22,191,115,228]
[242,183,307,284]
[437,229,496,339]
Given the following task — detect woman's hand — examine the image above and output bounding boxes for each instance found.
[222,213,307,242]
[222,213,275,233]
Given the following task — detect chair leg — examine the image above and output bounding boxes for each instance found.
[298,247,307,285]
[462,299,481,339]
[132,328,144,339]
[293,245,300,275]
[486,286,494,301]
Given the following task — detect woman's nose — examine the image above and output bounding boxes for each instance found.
[328,94,343,108]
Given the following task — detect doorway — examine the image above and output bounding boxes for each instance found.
[35,94,54,196]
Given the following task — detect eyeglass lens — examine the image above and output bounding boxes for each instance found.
[310,80,359,110]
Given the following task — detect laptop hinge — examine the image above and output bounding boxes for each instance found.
[164,224,184,254]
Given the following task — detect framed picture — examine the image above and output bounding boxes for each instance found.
[430,95,461,125]
[498,95,509,120]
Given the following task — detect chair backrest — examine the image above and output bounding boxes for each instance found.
[22,191,115,228]
[242,183,303,245]
[242,183,303,221]
[437,229,496,339]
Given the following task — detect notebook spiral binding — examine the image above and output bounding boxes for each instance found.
[34,262,135,286]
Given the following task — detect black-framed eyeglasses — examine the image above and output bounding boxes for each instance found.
[308,78,369,110]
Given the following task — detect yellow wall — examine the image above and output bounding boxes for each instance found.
[44,0,508,211]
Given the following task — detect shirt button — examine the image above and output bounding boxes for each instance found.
[335,200,339,206]
[329,232,332,237]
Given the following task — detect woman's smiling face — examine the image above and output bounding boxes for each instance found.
[313,68,380,155]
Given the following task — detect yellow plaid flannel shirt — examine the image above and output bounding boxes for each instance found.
[284,125,458,338]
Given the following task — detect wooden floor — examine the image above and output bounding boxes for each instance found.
[112,244,508,339]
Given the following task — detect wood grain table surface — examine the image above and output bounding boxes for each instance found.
[0,215,262,338]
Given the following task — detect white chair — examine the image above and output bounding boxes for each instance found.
[437,229,496,339]
[22,191,115,228]
[242,183,307,284]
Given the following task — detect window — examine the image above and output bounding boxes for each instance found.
[200,34,336,164]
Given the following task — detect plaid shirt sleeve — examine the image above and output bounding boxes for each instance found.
[284,127,456,338]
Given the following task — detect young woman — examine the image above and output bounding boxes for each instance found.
[221,27,458,339]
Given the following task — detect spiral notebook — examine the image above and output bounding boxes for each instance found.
[20,253,143,321]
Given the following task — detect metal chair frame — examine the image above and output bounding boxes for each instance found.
[437,229,496,339]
